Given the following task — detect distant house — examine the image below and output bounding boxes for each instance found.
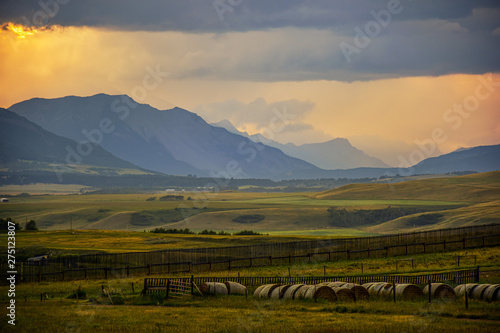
[1,198,8,202]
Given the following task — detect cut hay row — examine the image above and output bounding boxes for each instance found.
[454,284,499,302]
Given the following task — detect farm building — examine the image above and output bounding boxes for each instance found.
[27,255,49,266]
[1,198,9,202]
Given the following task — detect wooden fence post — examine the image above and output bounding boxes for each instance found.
[328,252,331,261]
[147,265,151,276]
[249,258,252,267]
[104,267,108,279]
[367,248,370,258]
[482,236,485,248]
[289,254,291,264]
[61,270,65,281]
[347,250,350,260]
[191,275,194,296]
[423,242,426,253]
[308,253,311,263]
[405,244,408,255]
[465,282,469,309]
[269,256,272,266]
[228,259,231,271]
[475,266,480,282]
[393,280,396,303]
[385,247,389,257]
[463,238,466,249]
[428,280,432,304]
[443,240,446,250]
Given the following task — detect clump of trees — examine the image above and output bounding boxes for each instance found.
[408,213,444,226]
[25,219,38,230]
[149,228,259,235]
[233,230,262,236]
[327,206,431,228]
[159,195,184,201]
[0,218,21,230]
[0,218,38,231]
[150,228,194,234]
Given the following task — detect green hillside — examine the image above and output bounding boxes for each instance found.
[313,171,500,203]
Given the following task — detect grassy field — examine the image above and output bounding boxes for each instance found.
[1,229,337,258]
[0,192,470,233]
[1,246,499,332]
[314,171,500,203]
[1,172,498,234]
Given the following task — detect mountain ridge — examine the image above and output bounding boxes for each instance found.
[9,94,321,179]
[211,120,389,170]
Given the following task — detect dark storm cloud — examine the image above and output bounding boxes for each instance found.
[1,0,499,80]
[1,0,498,32]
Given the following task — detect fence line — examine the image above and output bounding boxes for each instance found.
[142,268,479,293]
[3,232,498,285]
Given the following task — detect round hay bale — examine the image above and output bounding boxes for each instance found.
[224,281,247,295]
[332,287,356,302]
[464,284,480,298]
[365,282,392,296]
[258,284,281,299]
[341,283,369,300]
[303,286,337,302]
[454,284,467,297]
[294,285,313,299]
[282,284,306,300]
[316,282,331,287]
[270,285,292,299]
[423,283,456,301]
[394,284,423,300]
[253,284,268,297]
[471,284,491,301]
[483,285,500,302]
[200,282,228,296]
[361,282,377,292]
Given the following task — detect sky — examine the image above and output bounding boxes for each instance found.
[0,0,499,166]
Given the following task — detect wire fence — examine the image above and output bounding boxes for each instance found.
[3,227,498,285]
[141,267,479,293]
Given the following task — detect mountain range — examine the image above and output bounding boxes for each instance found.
[0,108,139,170]
[4,94,500,181]
[211,120,388,169]
[8,94,319,179]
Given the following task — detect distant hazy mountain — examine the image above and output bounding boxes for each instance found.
[0,108,139,169]
[10,94,320,179]
[212,121,388,169]
[412,144,500,174]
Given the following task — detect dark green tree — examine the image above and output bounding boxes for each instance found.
[25,219,38,230]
